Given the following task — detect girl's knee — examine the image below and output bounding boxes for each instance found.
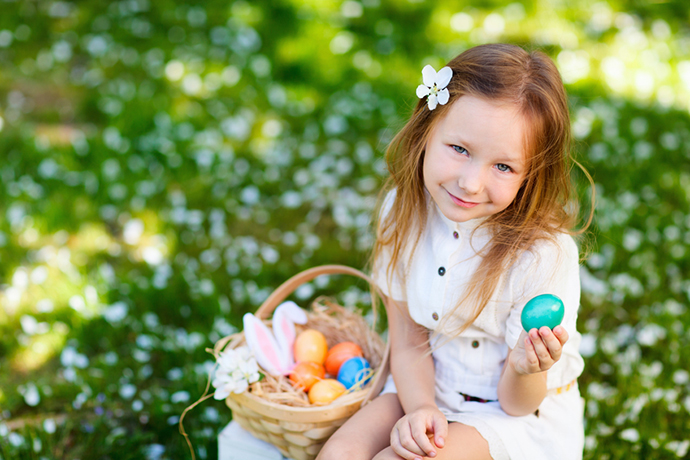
[317,394,402,460]
[317,432,365,460]
[319,440,395,460]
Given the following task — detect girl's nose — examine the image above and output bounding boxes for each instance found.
[458,165,483,195]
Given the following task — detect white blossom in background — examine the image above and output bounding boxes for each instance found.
[212,346,260,400]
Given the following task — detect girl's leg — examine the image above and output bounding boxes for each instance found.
[372,422,492,460]
[316,393,404,460]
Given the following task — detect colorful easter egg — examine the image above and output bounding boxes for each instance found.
[308,379,346,405]
[337,357,371,390]
[289,361,325,391]
[325,342,363,376]
[521,294,565,331]
[294,329,328,364]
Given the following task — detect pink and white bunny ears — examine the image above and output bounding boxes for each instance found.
[242,301,308,376]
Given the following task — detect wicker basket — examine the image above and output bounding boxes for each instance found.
[213,265,391,460]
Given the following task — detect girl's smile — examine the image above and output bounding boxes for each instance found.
[446,190,479,208]
[423,95,528,223]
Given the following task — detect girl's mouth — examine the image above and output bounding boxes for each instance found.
[448,191,479,208]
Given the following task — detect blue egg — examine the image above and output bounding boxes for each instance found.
[337,357,371,390]
[521,294,564,331]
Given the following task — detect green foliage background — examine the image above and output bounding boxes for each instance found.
[1,0,689,458]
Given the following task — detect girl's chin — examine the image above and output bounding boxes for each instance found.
[442,208,480,223]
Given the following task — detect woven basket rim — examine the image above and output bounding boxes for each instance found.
[228,386,370,423]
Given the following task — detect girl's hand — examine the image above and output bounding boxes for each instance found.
[390,405,447,460]
[510,326,569,375]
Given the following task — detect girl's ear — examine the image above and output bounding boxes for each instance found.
[243,313,291,376]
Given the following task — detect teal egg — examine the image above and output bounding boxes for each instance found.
[337,357,371,390]
[521,294,564,331]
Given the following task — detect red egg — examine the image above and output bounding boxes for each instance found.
[308,379,346,405]
[294,329,328,364]
[325,342,363,376]
[289,361,325,391]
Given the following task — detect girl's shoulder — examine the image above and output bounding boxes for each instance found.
[534,231,578,258]
[512,231,579,276]
[506,232,581,303]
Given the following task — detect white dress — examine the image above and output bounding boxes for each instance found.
[373,190,585,460]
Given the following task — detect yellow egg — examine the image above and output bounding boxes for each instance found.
[308,379,346,405]
[294,329,328,364]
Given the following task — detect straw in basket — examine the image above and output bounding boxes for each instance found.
[212,265,391,460]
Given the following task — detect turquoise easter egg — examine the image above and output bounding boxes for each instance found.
[337,357,371,390]
[521,294,564,331]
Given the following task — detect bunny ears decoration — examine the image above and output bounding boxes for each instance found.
[243,301,308,376]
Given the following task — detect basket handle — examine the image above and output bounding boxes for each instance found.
[256,264,381,319]
[232,264,391,407]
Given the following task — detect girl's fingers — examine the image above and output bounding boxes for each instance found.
[520,326,570,374]
[540,326,568,361]
[392,422,426,459]
[391,429,416,460]
[391,413,447,460]
[553,325,569,345]
[409,417,439,457]
[538,327,561,359]
[529,329,552,366]
[431,414,447,449]
[523,335,540,369]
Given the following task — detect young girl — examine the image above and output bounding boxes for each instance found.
[317,44,592,460]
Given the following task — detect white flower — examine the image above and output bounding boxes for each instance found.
[416,65,452,110]
[212,346,261,400]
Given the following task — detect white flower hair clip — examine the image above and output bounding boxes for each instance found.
[416,65,452,110]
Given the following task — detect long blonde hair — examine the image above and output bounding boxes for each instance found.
[373,43,593,336]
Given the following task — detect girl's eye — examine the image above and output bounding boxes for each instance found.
[496,163,512,173]
[452,145,468,155]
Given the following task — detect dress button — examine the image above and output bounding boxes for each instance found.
[438,266,446,276]
[453,231,459,239]
[432,312,439,321]
[472,340,479,348]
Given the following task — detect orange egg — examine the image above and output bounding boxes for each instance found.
[289,361,325,391]
[308,379,346,405]
[294,329,328,364]
[325,342,363,376]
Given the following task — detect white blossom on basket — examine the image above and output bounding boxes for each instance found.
[212,346,261,400]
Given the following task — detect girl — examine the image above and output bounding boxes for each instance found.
[317,44,592,460]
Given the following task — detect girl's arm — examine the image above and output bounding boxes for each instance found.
[386,296,447,459]
[497,325,569,416]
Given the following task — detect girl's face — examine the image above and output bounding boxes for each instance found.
[422,95,528,223]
